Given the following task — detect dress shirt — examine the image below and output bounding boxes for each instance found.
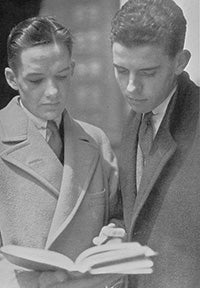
[152,86,177,138]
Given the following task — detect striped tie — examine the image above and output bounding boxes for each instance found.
[138,112,153,165]
[47,120,63,163]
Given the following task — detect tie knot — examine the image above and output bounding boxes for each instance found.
[47,120,59,135]
[143,111,153,126]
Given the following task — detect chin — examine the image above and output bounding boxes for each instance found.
[45,109,63,119]
[128,105,143,114]
[39,113,58,121]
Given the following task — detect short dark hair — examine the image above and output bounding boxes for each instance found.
[111,0,187,58]
[7,16,73,72]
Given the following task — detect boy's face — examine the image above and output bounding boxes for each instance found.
[7,43,74,121]
[112,42,180,113]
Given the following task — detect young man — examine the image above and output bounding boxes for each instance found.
[0,16,123,288]
[110,0,200,287]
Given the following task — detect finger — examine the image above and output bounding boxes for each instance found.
[93,228,126,246]
[107,223,116,228]
[93,235,107,246]
[102,227,126,238]
[93,223,117,245]
[99,223,116,237]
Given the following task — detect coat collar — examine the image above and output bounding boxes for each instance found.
[0,96,28,143]
[0,96,63,197]
[0,97,101,247]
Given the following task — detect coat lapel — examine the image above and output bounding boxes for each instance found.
[0,97,63,199]
[119,111,141,230]
[129,93,178,234]
[129,129,177,233]
[46,111,100,248]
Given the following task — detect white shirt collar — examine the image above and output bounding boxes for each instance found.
[20,99,62,127]
[152,86,177,136]
[20,99,47,129]
[153,86,177,118]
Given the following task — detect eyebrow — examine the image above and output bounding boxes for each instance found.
[113,64,127,69]
[139,66,160,71]
[113,63,160,70]
[25,67,71,77]
[57,67,71,73]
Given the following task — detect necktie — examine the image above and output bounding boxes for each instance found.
[138,112,153,165]
[47,120,63,163]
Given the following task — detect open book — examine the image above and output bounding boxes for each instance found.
[0,243,156,275]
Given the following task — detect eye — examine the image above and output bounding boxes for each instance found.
[28,79,43,84]
[56,74,69,80]
[116,67,129,75]
[139,70,156,77]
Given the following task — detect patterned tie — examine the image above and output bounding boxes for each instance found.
[47,120,63,163]
[138,112,153,165]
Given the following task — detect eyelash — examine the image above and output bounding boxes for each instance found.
[56,75,68,80]
[117,69,129,75]
[117,69,156,77]
[28,75,68,84]
[29,79,42,84]
[140,71,156,77]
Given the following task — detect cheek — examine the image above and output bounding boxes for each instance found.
[59,84,69,102]
[116,75,127,91]
[19,85,42,106]
[147,73,167,92]
[115,71,123,86]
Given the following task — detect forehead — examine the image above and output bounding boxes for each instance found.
[18,43,71,73]
[112,42,169,68]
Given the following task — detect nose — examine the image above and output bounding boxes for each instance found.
[127,79,136,93]
[45,79,58,98]
[127,74,137,93]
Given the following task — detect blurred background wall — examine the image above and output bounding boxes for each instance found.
[40,0,125,154]
[0,0,199,155]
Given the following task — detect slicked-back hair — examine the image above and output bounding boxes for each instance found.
[7,16,73,72]
[111,0,187,58]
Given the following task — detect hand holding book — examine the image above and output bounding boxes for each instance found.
[93,223,127,246]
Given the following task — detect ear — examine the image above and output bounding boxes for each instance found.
[5,67,19,91]
[70,60,75,76]
[174,50,191,76]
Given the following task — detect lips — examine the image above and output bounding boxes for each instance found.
[43,102,60,105]
[127,96,147,102]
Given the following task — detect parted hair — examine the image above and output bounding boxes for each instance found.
[7,16,73,72]
[111,0,187,58]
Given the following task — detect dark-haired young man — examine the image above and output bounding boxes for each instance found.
[0,16,123,288]
[110,0,200,287]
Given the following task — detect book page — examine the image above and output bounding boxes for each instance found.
[0,245,75,272]
[75,242,156,273]
[0,243,156,275]
[91,263,153,275]
[76,242,143,264]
